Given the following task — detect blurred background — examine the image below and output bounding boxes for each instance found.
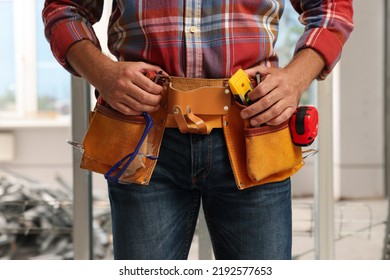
[0,0,388,260]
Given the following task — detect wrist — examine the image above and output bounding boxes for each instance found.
[285,48,326,93]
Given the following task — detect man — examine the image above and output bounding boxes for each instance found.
[43,0,354,260]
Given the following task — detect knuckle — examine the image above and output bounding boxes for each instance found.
[121,107,132,115]
[137,93,147,104]
[121,67,133,78]
[133,101,143,111]
[282,84,292,94]
[114,79,128,90]
[150,105,160,112]
[150,95,162,105]
[275,72,284,82]
[263,95,273,107]
[143,83,155,93]
[247,106,257,116]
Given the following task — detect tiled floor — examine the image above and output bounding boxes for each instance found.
[292,198,388,260]
[188,198,389,260]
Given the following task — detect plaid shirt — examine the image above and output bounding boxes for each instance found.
[43,0,353,79]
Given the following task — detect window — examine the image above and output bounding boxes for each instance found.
[36,1,71,116]
[0,0,70,122]
[0,0,16,114]
[276,2,304,66]
[276,2,317,105]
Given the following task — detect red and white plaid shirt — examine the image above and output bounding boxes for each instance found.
[43,0,353,79]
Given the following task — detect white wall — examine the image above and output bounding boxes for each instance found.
[293,0,385,199]
[0,125,72,189]
[337,0,385,199]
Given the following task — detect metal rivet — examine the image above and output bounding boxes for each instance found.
[223,121,228,126]
[224,106,229,111]
[173,108,179,114]
[225,89,230,94]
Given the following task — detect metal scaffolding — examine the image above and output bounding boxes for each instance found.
[316,74,335,259]
[71,76,93,260]
[383,0,390,261]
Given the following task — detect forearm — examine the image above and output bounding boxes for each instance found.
[66,39,114,89]
[284,48,326,97]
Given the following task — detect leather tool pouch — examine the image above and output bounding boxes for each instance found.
[223,100,304,190]
[80,92,168,185]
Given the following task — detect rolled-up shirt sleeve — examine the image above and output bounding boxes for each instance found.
[42,0,104,76]
[291,0,354,79]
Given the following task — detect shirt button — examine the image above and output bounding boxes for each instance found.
[189,26,197,33]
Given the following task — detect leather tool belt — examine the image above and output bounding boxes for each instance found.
[79,76,304,189]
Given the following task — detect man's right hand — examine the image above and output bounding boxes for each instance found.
[66,40,167,115]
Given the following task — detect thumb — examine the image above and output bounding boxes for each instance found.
[243,64,272,79]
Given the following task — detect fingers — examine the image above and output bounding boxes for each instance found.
[109,85,163,115]
[246,102,295,126]
[240,66,300,126]
[244,64,270,78]
[241,89,292,126]
[97,62,167,115]
[101,79,162,115]
[114,101,160,116]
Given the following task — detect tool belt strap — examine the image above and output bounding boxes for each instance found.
[165,77,230,134]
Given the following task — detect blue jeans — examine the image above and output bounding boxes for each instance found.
[108,128,292,260]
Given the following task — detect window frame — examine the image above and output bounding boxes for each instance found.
[0,0,71,126]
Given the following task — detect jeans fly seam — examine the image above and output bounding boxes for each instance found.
[181,191,200,259]
[191,134,212,185]
[201,205,219,259]
[190,134,197,186]
[202,133,212,181]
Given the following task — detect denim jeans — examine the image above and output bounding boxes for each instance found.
[108,128,292,260]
